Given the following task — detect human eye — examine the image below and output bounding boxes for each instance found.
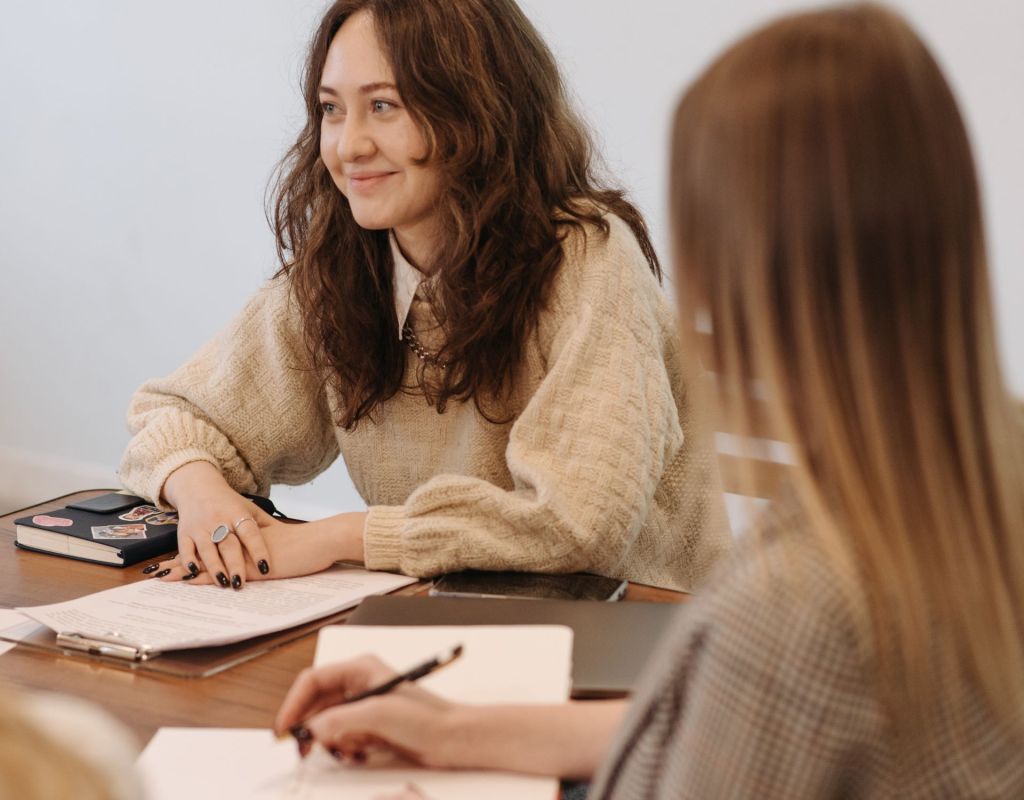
[371,99,397,114]
[320,101,343,117]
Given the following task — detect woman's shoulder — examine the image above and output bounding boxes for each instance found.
[689,500,865,664]
[544,207,669,330]
[552,208,657,289]
[218,273,304,342]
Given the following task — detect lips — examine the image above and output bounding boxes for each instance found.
[347,171,397,191]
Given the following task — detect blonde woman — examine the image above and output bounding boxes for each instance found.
[0,690,140,800]
[273,4,1024,796]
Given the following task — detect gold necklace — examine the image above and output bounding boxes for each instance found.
[402,322,448,370]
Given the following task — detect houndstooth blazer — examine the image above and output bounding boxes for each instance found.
[590,499,1024,798]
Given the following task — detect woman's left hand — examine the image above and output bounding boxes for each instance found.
[146,512,367,586]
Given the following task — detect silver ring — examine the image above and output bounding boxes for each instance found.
[234,516,256,531]
[211,524,231,544]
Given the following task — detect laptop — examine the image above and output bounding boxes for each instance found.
[346,595,684,698]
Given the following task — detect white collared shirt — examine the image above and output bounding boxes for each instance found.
[390,233,430,340]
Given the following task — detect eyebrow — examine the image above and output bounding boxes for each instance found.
[318,82,399,96]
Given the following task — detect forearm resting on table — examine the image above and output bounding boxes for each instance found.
[445,699,628,781]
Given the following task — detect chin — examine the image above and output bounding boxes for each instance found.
[347,208,393,231]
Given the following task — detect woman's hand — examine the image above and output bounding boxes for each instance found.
[146,513,366,587]
[273,655,628,780]
[142,461,368,587]
[152,461,275,588]
[274,655,463,769]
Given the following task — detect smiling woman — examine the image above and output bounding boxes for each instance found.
[117,0,731,593]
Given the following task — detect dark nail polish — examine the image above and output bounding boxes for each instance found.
[142,563,160,574]
[216,572,230,587]
[258,559,269,575]
[231,574,242,590]
[181,572,196,581]
[154,568,171,578]
[187,562,199,576]
[290,725,313,743]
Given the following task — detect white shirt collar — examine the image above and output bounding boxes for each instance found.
[390,233,428,340]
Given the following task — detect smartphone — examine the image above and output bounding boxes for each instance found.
[429,571,628,602]
[66,492,146,515]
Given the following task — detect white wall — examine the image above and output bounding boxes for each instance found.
[2,1,1021,517]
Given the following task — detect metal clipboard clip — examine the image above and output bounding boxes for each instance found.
[55,631,157,662]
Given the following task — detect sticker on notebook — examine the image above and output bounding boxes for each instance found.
[32,515,74,528]
[144,511,178,526]
[92,524,147,540]
[118,505,160,522]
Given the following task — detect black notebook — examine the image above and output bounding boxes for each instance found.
[14,492,179,567]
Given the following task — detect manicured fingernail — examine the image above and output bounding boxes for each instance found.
[231,574,242,590]
[181,572,197,581]
[258,559,269,575]
[142,563,161,574]
[187,562,199,576]
[290,725,312,743]
[216,572,229,587]
[154,569,171,578]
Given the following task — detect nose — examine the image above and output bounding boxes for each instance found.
[337,114,375,163]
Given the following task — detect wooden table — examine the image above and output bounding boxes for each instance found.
[0,490,684,746]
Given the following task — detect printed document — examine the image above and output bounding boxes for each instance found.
[16,566,417,654]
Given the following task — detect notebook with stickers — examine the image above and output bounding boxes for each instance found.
[14,492,179,567]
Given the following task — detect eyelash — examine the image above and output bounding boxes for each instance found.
[320,100,398,117]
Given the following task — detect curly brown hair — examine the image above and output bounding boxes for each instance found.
[271,0,660,428]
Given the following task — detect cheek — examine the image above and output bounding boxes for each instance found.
[320,128,338,168]
[413,168,443,206]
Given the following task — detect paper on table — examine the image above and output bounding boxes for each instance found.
[0,608,44,656]
[315,625,575,704]
[137,728,558,800]
[16,566,417,655]
[136,628,572,797]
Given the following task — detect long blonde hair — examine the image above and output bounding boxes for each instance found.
[0,690,115,800]
[670,2,1024,733]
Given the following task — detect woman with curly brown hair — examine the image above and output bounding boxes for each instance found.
[119,0,730,591]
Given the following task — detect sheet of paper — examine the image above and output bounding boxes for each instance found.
[316,625,574,704]
[15,566,417,654]
[0,608,44,656]
[137,728,558,800]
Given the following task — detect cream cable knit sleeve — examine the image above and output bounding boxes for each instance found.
[119,280,339,506]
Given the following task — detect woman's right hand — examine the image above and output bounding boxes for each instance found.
[153,461,275,589]
[273,655,464,768]
[273,654,624,780]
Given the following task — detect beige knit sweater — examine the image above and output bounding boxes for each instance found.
[119,216,731,591]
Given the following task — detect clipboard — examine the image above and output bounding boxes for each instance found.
[2,580,427,678]
[1,606,354,677]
